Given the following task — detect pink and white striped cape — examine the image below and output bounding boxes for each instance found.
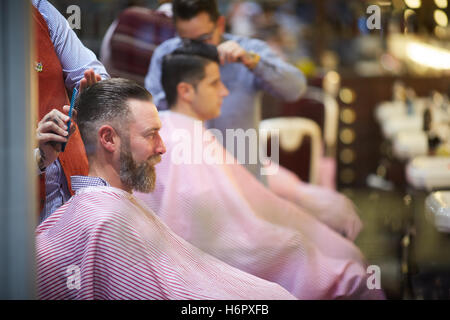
[266,164,363,241]
[135,111,385,300]
[36,186,296,300]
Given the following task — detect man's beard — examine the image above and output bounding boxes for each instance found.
[119,146,161,193]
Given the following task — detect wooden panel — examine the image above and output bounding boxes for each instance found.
[337,75,450,188]
[262,75,450,188]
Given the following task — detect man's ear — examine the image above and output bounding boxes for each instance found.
[217,16,226,34]
[177,82,195,103]
[98,125,119,153]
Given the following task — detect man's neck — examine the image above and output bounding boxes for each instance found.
[88,161,132,193]
[170,102,201,120]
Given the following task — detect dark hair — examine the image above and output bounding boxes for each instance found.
[75,78,152,156]
[172,0,219,22]
[161,40,219,107]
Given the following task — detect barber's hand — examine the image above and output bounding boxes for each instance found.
[217,40,260,70]
[36,107,76,170]
[79,68,102,93]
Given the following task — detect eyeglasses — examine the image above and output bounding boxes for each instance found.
[180,24,217,43]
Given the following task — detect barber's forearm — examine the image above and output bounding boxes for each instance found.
[40,0,110,91]
[253,57,307,102]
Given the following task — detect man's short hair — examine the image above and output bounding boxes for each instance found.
[75,78,152,156]
[172,0,219,22]
[161,40,219,108]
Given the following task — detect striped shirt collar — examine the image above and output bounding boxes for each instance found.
[71,175,111,192]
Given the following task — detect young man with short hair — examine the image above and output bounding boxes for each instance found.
[136,42,385,300]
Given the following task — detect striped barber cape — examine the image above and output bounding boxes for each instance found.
[135,111,386,300]
[36,185,295,300]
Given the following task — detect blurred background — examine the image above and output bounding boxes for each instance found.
[1,0,450,300]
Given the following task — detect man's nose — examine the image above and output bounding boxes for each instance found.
[221,82,229,97]
[156,137,166,155]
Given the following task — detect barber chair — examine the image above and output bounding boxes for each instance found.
[259,117,322,184]
[280,87,339,188]
[282,87,338,157]
[100,7,175,86]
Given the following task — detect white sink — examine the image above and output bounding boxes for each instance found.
[426,191,450,233]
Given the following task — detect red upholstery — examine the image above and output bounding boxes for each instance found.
[266,136,312,183]
[102,7,176,85]
[281,97,325,138]
[264,87,337,186]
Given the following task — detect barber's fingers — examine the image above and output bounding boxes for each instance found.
[84,69,93,82]
[220,50,244,64]
[86,69,93,83]
[217,45,226,65]
[79,69,101,92]
[62,104,78,127]
[88,70,102,83]
[37,121,69,138]
[39,109,70,127]
[38,113,68,136]
[38,132,68,144]
[87,69,96,84]
[62,104,71,114]
[230,47,246,62]
[79,79,88,92]
[225,49,246,63]
[218,41,246,64]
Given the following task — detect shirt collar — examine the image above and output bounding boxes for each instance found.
[71,175,111,192]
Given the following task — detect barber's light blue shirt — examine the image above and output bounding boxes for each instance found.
[145,33,306,179]
[32,0,109,90]
[33,0,110,223]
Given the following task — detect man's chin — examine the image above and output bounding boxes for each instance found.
[132,180,155,193]
[127,166,156,194]
[133,186,154,194]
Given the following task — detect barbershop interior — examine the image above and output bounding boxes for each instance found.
[1,0,449,300]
